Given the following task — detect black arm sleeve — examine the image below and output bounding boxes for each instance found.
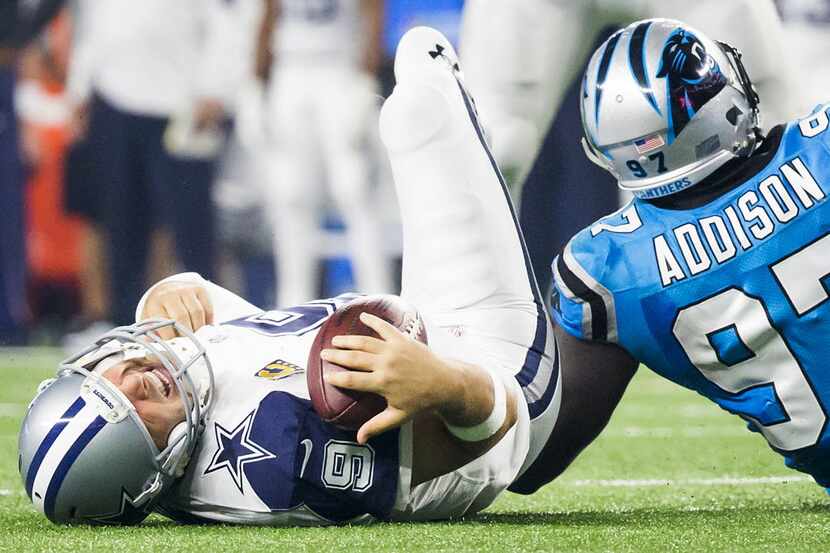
[509,325,638,494]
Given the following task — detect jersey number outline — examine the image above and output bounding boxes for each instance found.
[672,235,830,451]
[799,103,830,138]
[321,440,375,492]
[591,205,643,236]
[224,300,338,337]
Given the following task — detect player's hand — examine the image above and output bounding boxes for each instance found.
[254,45,273,83]
[193,98,225,131]
[68,101,90,143]
[321,312,461,444]
[140,281,215,340]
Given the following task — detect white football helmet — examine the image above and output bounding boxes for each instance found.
[18,320,214,524]
[580,19,761,199]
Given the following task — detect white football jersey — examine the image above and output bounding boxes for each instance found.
[158,295,399,525]
[273,0,363,66]
[136,273,534,525]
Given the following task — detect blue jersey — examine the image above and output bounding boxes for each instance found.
[552,105,830,485]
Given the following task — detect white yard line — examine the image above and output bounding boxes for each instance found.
[567,475,812,487]
[605,426,750,438]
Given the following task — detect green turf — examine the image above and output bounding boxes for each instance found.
[1,348,827,552]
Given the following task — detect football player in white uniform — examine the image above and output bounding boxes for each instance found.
[19,27,560,525]
[254,0,393,306]
[459,0,800,193]
[776,0,830,114]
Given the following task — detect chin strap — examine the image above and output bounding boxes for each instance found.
[163,422,192,478]
[166,337,212,407]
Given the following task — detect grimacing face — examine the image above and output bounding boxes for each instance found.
[101,358,186,449]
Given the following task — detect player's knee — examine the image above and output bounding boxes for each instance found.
[380,84,451,153]
[394,27,459,86]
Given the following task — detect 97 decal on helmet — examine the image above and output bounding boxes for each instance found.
[579,18,761,199]
[18,320,214,525]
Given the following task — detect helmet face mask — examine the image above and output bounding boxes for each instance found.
[580,19,761,199]
[19,320,214,525]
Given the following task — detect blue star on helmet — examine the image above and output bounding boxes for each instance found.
[203,409,276,493]
[86,488,149,525]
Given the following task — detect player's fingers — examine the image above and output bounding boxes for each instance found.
[320,348,376,372]
[151,313,178,341]
[330,334,384,352]
[181,292,207,332]
[141,296,171,322]
[195,287,215,325]
[162,299,193,338]
[359,312,401,342]
[357,408,407,444]
[324,369,378,393]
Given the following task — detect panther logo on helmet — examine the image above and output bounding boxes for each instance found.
[656,28,727,142]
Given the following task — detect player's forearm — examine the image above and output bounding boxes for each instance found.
[411,363,518,486]
[360,0,383,75]
[435,359,510,429]
[136,272,260,325]
[254,0,278,81]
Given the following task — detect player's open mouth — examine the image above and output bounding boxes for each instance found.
[145,366,173,398]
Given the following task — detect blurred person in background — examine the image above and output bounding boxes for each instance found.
[254,0,394,307]
[64,0,244,329]
[459,0,802,294]
[0,0,66,344]
[775,0,830,114]
[16,9,89,343]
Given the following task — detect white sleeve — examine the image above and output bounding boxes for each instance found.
[134,272,262,324]
[195,0,249,104]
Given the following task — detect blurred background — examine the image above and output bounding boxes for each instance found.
[0,0,825,350]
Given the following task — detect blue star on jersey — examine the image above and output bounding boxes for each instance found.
[160,392,401,523]
[204,409,277,493]
[552,103,830,487]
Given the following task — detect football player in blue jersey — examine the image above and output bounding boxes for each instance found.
[509,17,830,494]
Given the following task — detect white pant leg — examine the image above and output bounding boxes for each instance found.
[264,67,323,306]
[316,67,394,296]
[381,28,561,518]
[459,0,600,193]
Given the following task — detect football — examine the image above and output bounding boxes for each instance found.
[307,294,427,430]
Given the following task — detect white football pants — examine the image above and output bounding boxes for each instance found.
[262,62,393,306]
[380,27,561,519]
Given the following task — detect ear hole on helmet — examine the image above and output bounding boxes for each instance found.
[69,506,78,519]
[726,106,742,126]
[34,492,42,499]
